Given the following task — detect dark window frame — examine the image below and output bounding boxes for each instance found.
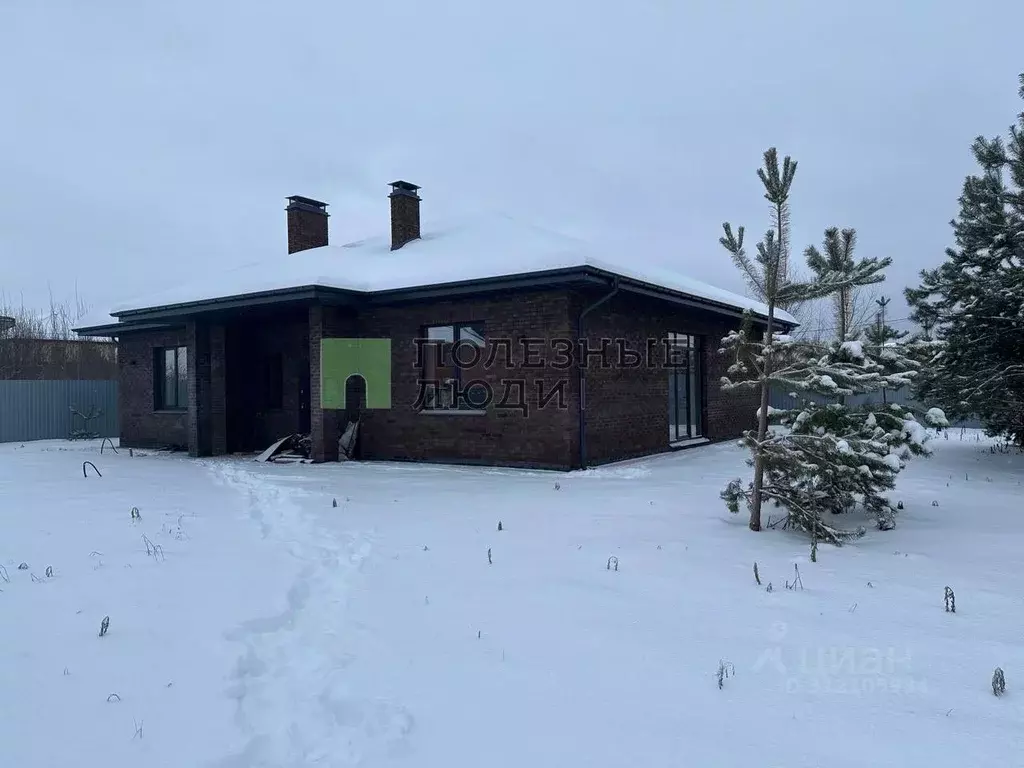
[418,321,488,411]
[154,345,188,411]
[667,332,704,442]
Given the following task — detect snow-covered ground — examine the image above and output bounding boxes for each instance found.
[1,432,1022,767]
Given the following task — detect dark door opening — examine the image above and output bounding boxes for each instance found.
[298,355,311,435]
[342,374,366,459]
[345,374,366,423]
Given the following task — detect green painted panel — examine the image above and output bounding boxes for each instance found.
[320,338,392,409]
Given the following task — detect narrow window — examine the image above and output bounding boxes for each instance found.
[155,345,188,410]
[667,333,703,442]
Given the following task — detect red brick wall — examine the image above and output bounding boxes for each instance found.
[184,321,228,457]
[577,290,758,465]
[118,327,189,450]
[356,289,578,469]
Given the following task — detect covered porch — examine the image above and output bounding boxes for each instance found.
[180,303,358,462]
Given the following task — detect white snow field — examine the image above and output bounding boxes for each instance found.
[2,433,1022,767]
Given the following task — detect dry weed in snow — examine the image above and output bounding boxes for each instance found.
[992,668,1006,697]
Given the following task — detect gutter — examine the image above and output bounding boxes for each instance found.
[576,278,621,470]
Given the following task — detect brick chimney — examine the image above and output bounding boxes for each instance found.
[388,181,421,250]
[286,196,329,254]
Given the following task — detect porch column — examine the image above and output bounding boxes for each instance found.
[308,305,341,462]
[187,321,227,457]
[187,320,210,457]
[210,324,227,455]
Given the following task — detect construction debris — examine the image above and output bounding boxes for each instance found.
[255,433,312,463]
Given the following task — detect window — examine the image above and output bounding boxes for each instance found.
[419,323,488,410]
[154,346,187,410]
[667,333,703,442]
[265,353,283,410]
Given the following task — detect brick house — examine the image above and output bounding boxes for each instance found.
[75,182,796,470]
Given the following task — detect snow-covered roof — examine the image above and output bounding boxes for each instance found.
[103,213,797,325]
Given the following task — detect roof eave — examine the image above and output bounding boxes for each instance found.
[99,267,799,329]
[73,320,183,337]
[579,266,798,328]
[73,323,121,337]
[112,285,358,323]
[365,267,798,327]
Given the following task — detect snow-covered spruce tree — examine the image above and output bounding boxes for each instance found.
[863,312,913,404]
[720,309,946,542]
[905,74,1024,446]
[806,231,919,407]
[864,318,909,348]
[804,234,948,523]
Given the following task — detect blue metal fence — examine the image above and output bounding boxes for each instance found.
[768,384,982,428]
[0,380,119,443]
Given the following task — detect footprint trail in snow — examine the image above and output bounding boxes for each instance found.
[211,463,413,767]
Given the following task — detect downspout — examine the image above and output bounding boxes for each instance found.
[577,278,621,470]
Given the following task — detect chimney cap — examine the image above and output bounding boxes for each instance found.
[286,195,329,214]
[388,180,420,198]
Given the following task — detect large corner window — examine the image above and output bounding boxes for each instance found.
[419,323,488,411]
[154,346,187,411]
[667,333,703,442]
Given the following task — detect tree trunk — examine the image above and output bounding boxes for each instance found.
[775,201,787,289]
[833,288,851,342]
[749,299,776,531]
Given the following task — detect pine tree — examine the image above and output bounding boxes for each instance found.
[719,148,898,532]
[905,73,1024,446]
[864,311,912,391]
[864,320,908,348]
[729,148,798,309]
[720,296,946,543]
[805,228,858,341]
[867,296,904,347]
[760,148,796,293]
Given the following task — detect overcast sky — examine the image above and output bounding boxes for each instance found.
[2,0,1022,330]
